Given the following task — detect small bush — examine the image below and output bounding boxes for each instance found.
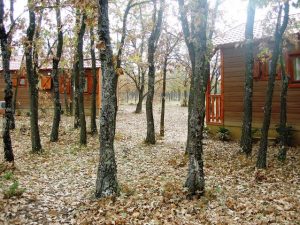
[276,125,294,147]
[3,181,25,199]
[3,171,13,180]
[216,127,230,141]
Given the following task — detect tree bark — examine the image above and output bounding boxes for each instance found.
[278,52,288,161]
[90,27,98,135]
[179,0,208,196]
[50,0,63,142]
[145,0,164,144]
[256,1,289,169]
[25,0,42,153]
[135,70,145,113]
[73,11,80,128]
[0,0,14,161]
[77,12,87,145]
[160,57,167,136]
[240,0,256,156]
[95,0,119,198]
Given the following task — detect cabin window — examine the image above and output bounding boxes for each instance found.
[288,54,300,88]
[253,57,281,80]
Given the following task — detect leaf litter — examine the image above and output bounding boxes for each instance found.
[0,105,299,224]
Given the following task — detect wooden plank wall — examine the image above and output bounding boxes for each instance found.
[0,69,100,115]
[222,46,300,144]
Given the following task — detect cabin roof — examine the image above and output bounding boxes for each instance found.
[0,55,101,71]
[214,13,300,48]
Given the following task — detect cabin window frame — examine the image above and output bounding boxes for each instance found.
[288,52,300,88]
[253,56,281,81]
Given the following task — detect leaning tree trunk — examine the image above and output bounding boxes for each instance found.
[90,27,98,135]
[240,0,256,156]
[278,52,288,161]
[0,0,14,161]
[95,0,119,198]
[160,57,167,136]
[25,0,42,152]
[257,2,289,169]
[145,0,164,144]
[50,0,63,142]
[77,12,87,145]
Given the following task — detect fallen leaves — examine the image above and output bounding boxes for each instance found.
[0,105,299,224]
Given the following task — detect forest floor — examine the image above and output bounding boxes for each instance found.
[0,104,299,225]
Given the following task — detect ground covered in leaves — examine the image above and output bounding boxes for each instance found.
[0,104,299,224]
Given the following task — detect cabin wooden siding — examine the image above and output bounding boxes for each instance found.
[209,46,300,145]
[0,68,101,115]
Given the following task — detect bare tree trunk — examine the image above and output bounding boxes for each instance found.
[278,52,288,161]
[25,0,42,152]
[73,11,80,128]
[63,71,70,114]
[0,0,14,161]
[50,0,63,142]
[160,57,167,136]
[257,2,289,169]
[145,0,164,144]
[240,0,256,156]
[179,0,208,196]
[95,0,119,198]
[90,27,98,135]
[135,71,145,113]
[77,12,87,145]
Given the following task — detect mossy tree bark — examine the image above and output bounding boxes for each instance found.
[145,0,164,144]
[240,0,256,156]
[0,0,14,161]
[95,0,119,198]
[179,0,209,196]
[50,0,64,142]
[25,0,42,152]
[257,1,289,169]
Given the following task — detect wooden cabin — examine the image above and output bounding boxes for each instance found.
[0,57,102,115]
[207,21,300,145]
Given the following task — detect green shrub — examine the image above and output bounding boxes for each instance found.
[3,171,13,180]
[216,127,230,141]
[3,181,25,199]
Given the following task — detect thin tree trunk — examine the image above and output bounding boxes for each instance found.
[145,0,164,144]
[278,52,288,161]
[50,0,63,142]
[135,71,145,113]
[73,11,80,128]
[257,2,289,169]
[90,27,98,135]
[77,12,87,145]
[0,0,14,161]
[160,57,167,136]
[95,0,119,198]
[240,0,256,156]
[63,71,70,114]
[25,0,42,152]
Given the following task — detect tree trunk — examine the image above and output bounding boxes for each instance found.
[240,0,256,156]
[257,2,289,169]
[95,0,119,198]
[135,71,145,113]
[73,11,80,128]
[179,0,208,196]
[25,1,42,153]
[0,0,14,161]
[63,71,70,114]
[160,57,167,136]
[145,0,164,144]
[90,27,98,135]
[50,0,63,142]
[278,52,288,161]
[77,12,87,145]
